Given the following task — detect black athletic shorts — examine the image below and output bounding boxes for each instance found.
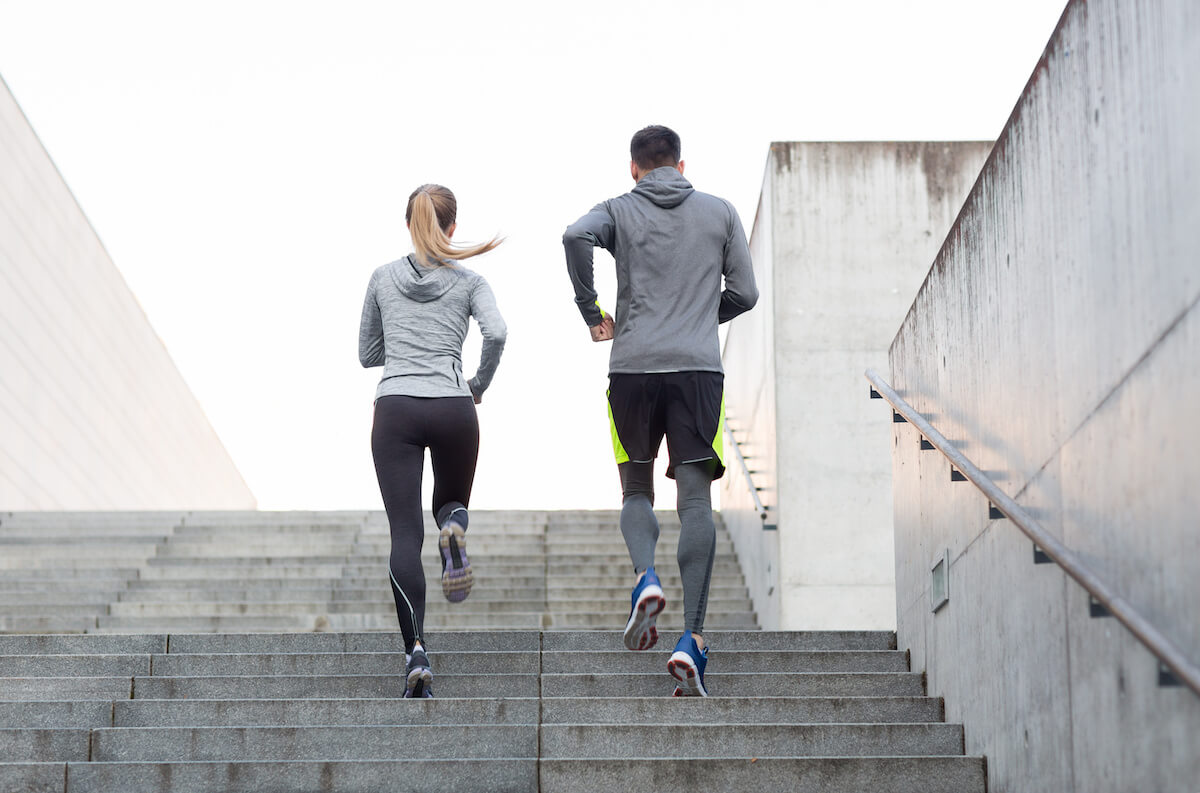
[606,371,726,480]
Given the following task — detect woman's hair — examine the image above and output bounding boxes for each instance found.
[405,184,502,265]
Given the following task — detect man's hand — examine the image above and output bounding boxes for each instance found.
[590,314,615,342]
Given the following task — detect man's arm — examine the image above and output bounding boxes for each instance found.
[563,202,615,330]
[358,271,386,367]
[718,202,759,323]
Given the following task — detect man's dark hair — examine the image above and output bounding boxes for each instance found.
[630,125,681,169]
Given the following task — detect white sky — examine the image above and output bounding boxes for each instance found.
[0,0,1066,510]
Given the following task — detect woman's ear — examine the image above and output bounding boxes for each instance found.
[447,222,457,239]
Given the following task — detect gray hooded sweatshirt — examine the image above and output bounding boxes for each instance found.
[563,166,758,374]
[359,255,506,400]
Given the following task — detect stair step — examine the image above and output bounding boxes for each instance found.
[20,759,539,793]
[0,511,982,791]
[131,674,540,700]
[540,722,964,757]
[540,757,984,793]
[109,697,540,727]
[88,724,539,761]
[541,672,926,697]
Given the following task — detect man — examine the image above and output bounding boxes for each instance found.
[563,125,758,696]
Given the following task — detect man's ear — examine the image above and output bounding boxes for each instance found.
[630,160,640,183]
[676,159,686,175]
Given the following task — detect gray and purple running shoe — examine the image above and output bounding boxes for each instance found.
[404,646,433,698]
[439,521,473,602]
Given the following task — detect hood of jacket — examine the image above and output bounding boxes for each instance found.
[632,166,694,208]
[387,254,462,303]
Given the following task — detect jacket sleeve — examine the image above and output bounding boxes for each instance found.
[563,202,614,326]
[718,202,759,323]
[358,270,386,367]
[467,275,508,399]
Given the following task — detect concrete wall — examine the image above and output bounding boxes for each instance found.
[722,141,989,629]
[887,0,1200,790]
[722,180,781,629]
[0,75,255,510]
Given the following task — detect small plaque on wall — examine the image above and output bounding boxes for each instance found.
[931,550,950,613]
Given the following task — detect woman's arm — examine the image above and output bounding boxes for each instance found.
[467,275,507,401]
[358,271,386,367]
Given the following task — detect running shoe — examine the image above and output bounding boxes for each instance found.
[622,567,666,651]
[403,645,433,698]
[439,520,473,602]
[668,631,709,697]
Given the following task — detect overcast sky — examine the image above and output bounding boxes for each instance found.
[0,0,1066,510]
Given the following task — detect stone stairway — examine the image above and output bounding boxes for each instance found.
[0,510,755,633]
[0,511,986,791]
[0,629,984,792]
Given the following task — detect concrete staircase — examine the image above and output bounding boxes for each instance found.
[0,510,755,634]
[0,511,986,791]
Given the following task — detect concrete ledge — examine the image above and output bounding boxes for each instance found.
[89,724,538,761]
[539,756,984,792]
[0,701,113,729]
[538,696,942,724]
[63,759,537,793]
[540,672,924,698]
[0,762,65,793]
[540,630,894,651]
[132,673,539,700]
[112,697,539,727]
[0,728,90,762]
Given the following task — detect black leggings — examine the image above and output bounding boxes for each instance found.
[371,395,479,653]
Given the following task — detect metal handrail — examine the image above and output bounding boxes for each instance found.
[865,367,1200,697]
[723,421,769,522]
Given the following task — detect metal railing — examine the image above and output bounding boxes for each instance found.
[723,420,770,525]
[866,367,1200,697]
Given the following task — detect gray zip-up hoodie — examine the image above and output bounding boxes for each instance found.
[359,255,506,400]
[563,167,758,374]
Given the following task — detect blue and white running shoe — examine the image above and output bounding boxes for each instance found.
[622,567,666,651]
[668,631,709,697]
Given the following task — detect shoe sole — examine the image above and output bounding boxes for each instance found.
[440,523,472,603]
[622,584,666,651]
[405,664,433,698]
[668,650,708,697]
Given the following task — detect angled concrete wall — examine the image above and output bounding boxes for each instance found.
[887,0,1200,790]
[0,75,255,509]
[722,140,990,630]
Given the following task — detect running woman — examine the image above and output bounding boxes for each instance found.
[563,126,757,696]
[359,184,506,698]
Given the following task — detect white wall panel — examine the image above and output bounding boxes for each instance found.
[0,75,254,509]
[722,141,988,629]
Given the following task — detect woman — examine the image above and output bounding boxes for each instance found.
[358,184,506,698]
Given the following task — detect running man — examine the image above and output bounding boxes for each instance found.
[563,125,758,696]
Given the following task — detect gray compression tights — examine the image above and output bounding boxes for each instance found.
[619,460,718,635]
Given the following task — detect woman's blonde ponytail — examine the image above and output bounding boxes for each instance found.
[406,184,502,265]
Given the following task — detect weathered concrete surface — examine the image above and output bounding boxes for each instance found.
[0,621,982,792]
[888,0,1200,790]
[0,76,254,509]
[723,141,990,630]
